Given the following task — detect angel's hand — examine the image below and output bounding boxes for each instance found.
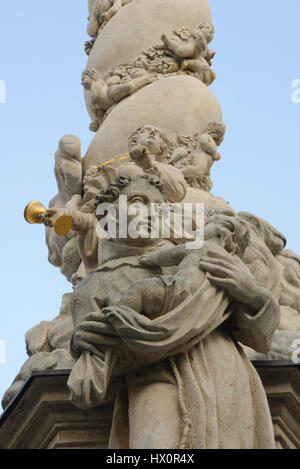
[42,208,64,226]
[130,145,153,170]
[72,311,119,358]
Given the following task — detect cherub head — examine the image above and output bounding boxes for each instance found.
[81,68,103,90]
[199,23,215,44]
[94,174,166,247]
[202,121,226,146]
[128,125,170,162]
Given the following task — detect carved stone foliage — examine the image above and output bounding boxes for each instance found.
[134,23,216,85]
[83,23,216,131]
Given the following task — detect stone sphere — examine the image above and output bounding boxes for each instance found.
[83,75,222,171]
[85,0,212,111]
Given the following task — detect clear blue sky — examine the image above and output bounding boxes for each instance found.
[0,1,299,404]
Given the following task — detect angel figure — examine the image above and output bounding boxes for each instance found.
[161,23,215,85]
[87,0,132,39]
[45,135,82,281]
[82,68,151,132]
[170,121,226,192]
[128,125,187,203]
[44,162,144,273]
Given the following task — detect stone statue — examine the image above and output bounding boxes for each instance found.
[44,205,99,273]
[87,0,132,43]
[45,135,82,281]
[129,125,187,203]
[277,249,300,330]
[170,121,226,191]
[233,212,300,361]
[67,176,280,449]
[5,0,300,451]
[161,23,215,84]
[132,23,216,86]
[2,294,75,409]
[82,68,151,132]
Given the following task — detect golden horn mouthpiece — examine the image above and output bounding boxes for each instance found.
[24,201,72,237]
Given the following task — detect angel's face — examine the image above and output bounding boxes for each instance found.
[192,30,206,48]
[200,25,214,43]
[136,126,163,156]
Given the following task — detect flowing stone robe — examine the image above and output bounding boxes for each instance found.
[68,239,280,449]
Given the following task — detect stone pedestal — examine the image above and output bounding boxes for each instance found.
[0,371,113,449]
[0,363,299,449]
[255,362,300,449]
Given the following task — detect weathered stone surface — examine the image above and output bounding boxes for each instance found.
[0,365,298,449]
[256,363,300,449]
[0,372,113,449]
[5,0,300,451]
[2,294,75,410]
[86,0,212,74]
[83,76,222,171]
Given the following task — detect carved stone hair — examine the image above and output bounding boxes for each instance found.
[202,121,226,146]
[128,126,172,158]
[199,23,215,43]
[82,68,101,82]
[206,209,250,256]
[94,174,165,213]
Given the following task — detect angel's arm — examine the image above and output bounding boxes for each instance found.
[109,75,151,103]
[106,0,123,19]
[44,208,95,235]
[170,147,189,165]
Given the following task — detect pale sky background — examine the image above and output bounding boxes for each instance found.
[0,0,299,405]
